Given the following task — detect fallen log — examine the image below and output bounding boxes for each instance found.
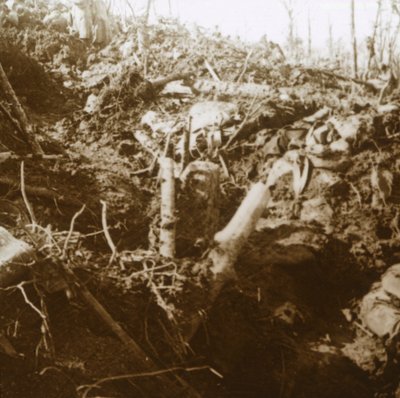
[192,79,273,98]
[0,177,83,207]
[230,101,316,144]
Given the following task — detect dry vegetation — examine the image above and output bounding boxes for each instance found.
[1,1,400,397]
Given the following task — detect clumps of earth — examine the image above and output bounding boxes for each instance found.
[1,3,400,398]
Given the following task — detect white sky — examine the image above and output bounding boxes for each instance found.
[111,0,393,49]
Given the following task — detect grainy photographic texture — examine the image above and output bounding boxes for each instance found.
[1,0,400,397]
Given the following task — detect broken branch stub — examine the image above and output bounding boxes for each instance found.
[210,182,270,278]
[159,157,176,258]
[184,183,270,341]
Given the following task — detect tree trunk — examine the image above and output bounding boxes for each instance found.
[307,11,312,59]
[351,0,358,78]
[328,21,334,61]
[0,62,43,154]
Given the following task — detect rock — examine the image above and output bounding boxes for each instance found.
[360,287,400,338]
[382,264,400,299]
[189,101,240,132]
[0,333,19,358]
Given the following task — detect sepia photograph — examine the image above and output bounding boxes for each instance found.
[0,0,400,396]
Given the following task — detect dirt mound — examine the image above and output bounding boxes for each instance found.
[1,9,400,398]
[0,41,65,112]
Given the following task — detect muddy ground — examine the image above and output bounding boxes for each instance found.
[1,11,400,398]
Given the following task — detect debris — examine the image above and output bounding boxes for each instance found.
[0,227,33,288]
[360,287,400,338]
[189,101,240,133]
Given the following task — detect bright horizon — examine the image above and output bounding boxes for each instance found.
[109,0,391,51]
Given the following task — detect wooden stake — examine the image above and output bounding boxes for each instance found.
[181,117,191,172]
[159,157,176,258]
